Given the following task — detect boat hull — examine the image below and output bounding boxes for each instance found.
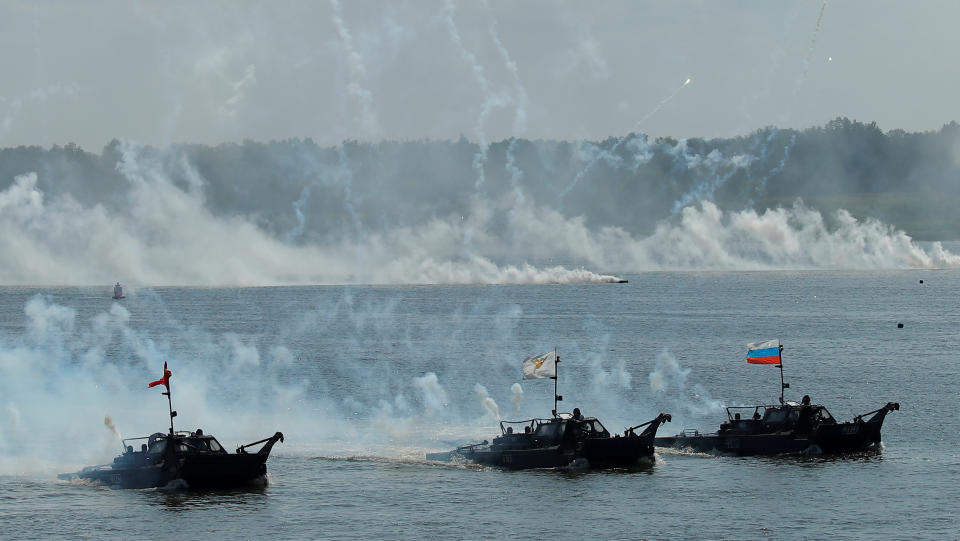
[430,413,671,470]
[60,431,284,490]
[453,434,656,469]
[655,419,888,456]
[62,453,270,489]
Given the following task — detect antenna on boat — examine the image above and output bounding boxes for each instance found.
[552,348,562,417]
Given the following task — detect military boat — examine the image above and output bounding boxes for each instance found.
[427,409,672,469]
[654,339,899,456]
[654,399,899,456]
[59,429,285,489]
[426,349,672,469]
[58,363,284,489]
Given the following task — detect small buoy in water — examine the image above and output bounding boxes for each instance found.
[897,322,904,328]
[919,279,924,284]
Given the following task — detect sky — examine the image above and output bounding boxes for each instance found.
[1,0,957,151]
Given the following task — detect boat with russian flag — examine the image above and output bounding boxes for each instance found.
[654,339,899,456]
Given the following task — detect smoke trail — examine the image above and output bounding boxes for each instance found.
[335,144,363,238]
[286,185,312,242]
[443,0,502,190]
[103,415,123,442]
[559,77,692,200]
[669,144,754,214]
[329,0,382,138]
[633,77,692,130]
[482,0,528,135]
[799,1,828,87]
[219,64,257,119]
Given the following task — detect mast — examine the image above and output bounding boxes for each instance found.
[778,343,789,404]
[552,348,562,417]
[162,382,177,435]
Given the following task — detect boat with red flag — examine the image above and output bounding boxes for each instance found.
[58,362,284,489]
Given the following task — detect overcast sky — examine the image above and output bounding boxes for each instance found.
[1,0,957,151]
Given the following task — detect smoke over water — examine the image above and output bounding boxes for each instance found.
[1,131,959,287]
[649,350,723,420]
[0,289,680,475]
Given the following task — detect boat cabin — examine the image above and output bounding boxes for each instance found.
[117,430,229,463]
[493,415,613,448]
[719,403,836,434]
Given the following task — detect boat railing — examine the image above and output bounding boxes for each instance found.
[121,435,151,448]
[724,405,767,421]
[498,418,554,435]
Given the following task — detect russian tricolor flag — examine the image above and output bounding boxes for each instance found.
[747,339,781,364]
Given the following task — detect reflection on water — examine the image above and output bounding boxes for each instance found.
[153,486,268,510]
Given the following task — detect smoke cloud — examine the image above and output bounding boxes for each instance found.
[2,123,960,287]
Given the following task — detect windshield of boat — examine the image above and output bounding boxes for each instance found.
[147,439,166,454]
[174,437,226,453]
[813,406,835,423]
[762,407,799,425]
[579,419,609,436]
[533,420,564,438]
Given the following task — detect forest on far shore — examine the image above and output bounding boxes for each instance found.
[1,117,958,241]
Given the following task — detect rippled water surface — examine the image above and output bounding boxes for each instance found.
[1,271,957,539]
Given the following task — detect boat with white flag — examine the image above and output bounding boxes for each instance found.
[426,349,672,469]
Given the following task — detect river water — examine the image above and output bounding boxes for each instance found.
[1,271,956,539]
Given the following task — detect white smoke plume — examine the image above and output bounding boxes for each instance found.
[1,294,533,473]
[649,349,723,418]
[103,415,123,443]
[330,0,382,139]
[413,372,448,415]
[474,383,501,420]
[1,140,958,287]
[510,382,524,414]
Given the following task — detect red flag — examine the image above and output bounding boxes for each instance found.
[148,362,172,389]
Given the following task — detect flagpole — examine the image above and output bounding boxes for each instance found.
[778,344,788,405]
[163,383,175,435]
[552,348,562,417]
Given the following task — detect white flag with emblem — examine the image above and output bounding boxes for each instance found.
[522,350,557,380]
